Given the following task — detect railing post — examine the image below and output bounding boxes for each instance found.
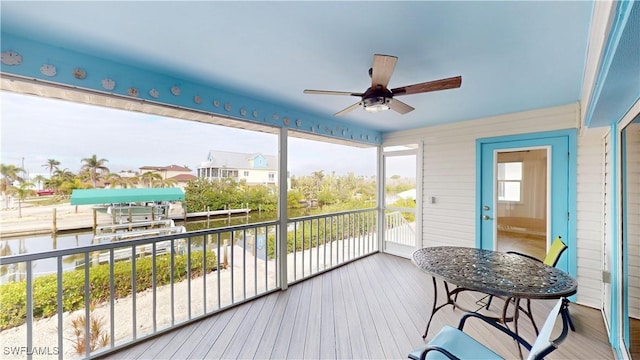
[278,127,288,289]
[377,145,384,251]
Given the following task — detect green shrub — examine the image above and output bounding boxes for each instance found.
[0,250,216,330]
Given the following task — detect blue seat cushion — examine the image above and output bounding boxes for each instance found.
[408,325,503,360]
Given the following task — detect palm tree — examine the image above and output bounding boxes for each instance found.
[140,172,162,187]
[1,163,25,207]
[105,173,122,188]
[152,178,177,188]
[121,176,139,189]
[32,174,47,190]
[80,155,109,188]
[10,182,34,218]
[105,173,139,189]
[0,163,24,190]
[53,168,75,181]
[42,159,60,179]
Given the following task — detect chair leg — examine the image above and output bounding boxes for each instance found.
[485,295,493,310]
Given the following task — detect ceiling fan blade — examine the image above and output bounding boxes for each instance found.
[371,54,398,88]
[335,101,362,116]
[304,89,363,96]
[388,98,415,114]
[391,76,462,96]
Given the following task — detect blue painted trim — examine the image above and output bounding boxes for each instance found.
[476,128,578,284]
[0,32,382,145]
[610,122,621,356]
[621,127,630,352]
[475,141,483,248]
[584,0,636,127]
[477,128,575,144]
[567,129,578,281]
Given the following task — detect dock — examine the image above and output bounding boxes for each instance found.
[0,205,251,238]
[168,208,251,221]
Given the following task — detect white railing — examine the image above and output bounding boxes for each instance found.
[384,211,416,246]
[287,208,378,283]
[0,209,379,359]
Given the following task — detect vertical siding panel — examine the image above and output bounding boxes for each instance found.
[601,131,614,328]
[576,129,608,307]
[384,103,606,308]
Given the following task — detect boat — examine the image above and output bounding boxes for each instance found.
[94,219,186,263]
[97,201,171,223]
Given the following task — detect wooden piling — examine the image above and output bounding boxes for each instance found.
[223,239,229,269]
[52,208,57,233]
[93,208,97,234]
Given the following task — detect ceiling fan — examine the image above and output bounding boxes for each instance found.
[303,54,462,116]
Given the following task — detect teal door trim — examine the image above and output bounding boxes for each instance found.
[475,129,577,280]
[609,122,621,354]
[621,126,629,352]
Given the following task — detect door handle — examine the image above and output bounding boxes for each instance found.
[482,215,491,220]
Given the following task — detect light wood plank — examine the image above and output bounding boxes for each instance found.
[286,278,313,359]
[302,276,323,359]
[331,269,352,359]
[319,267,337,359]
[235,292,280,359]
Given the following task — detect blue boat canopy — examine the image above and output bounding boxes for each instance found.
[71,188,185,205]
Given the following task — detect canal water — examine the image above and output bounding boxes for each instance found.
[0,211,281,282]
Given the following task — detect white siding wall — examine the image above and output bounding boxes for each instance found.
[602,131,614,326]
[576,128,608,308]
[384,103,605,307]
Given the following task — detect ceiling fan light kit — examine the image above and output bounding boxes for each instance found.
[304,54,462,116]
[363,97,390,112]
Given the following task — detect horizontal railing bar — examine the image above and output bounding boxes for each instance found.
[288,207,376,222]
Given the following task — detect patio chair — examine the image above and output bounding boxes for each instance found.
[484,236,575,331]
[408,298,572,360]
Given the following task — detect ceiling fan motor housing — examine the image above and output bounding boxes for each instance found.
[362,86,392,112]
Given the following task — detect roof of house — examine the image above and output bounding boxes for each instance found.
[200,150,277,171]
[170,174,197,182]
[140,165,191,172]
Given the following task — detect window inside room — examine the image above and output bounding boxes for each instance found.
[497,162,523,202]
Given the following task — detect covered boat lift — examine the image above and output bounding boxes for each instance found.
[70,188,185,205]
[71,188,186,224]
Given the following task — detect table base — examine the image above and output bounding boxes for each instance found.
[422,276,540,341]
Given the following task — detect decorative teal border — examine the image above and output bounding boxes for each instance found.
[0,33,382,145]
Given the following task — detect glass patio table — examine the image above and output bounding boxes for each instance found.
[412,246,578,340]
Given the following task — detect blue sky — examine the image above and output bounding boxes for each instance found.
[1,91,394,179]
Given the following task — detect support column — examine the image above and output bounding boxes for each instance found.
[278,127,289,290]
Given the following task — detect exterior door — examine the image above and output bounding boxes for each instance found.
[382,144,419,258]
[479,135,571,274]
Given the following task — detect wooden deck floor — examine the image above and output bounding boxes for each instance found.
[102,252,614,360]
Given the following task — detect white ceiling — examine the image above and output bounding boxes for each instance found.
[1,1,594,133]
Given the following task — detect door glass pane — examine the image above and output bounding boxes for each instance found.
[496,149,547,260]
[622,118,640,358]
[384,155,417,208]
[384,151,417,250]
